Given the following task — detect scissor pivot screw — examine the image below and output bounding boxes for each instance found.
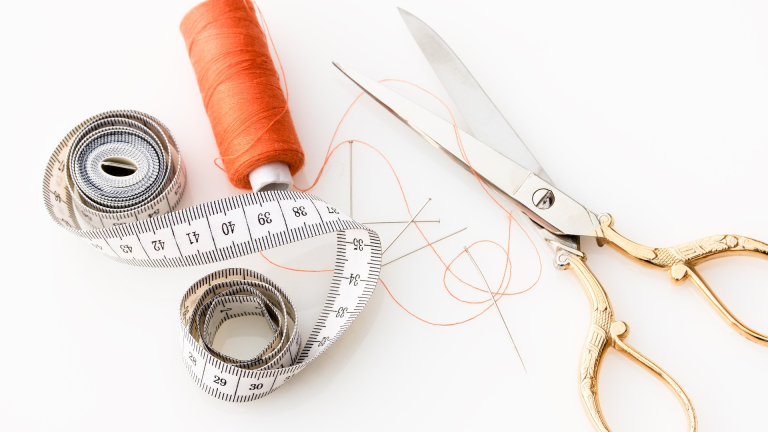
[554,251,570,270]
[532,188,555,209]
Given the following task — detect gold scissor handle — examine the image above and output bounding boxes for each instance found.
[596,214,768,346]
[561,251,696,432]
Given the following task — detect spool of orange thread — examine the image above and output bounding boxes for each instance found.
[180,0,304,191]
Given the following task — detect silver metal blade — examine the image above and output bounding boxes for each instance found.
[335,62,530,200]
[398,8,551,183]
[399,9,582,251]
[334,63,600,238]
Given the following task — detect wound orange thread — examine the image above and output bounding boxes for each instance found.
[180,0,304,189]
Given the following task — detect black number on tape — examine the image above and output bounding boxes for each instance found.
[222,221,235,235]
[257,212,272,225]
[292,206,307,217]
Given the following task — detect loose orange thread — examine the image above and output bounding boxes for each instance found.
[289,135,542,326]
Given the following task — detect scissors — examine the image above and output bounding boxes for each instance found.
[334,8,768,432]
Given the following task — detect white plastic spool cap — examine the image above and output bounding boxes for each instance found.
[248,161,293,192]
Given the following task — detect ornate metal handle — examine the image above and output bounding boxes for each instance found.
[559,250,696,432]
[595,214,768,346]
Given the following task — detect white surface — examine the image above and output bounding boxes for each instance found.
[2,0,767,430]
[249,161,293,191]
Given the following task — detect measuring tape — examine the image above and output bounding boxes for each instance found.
[43,110,382,401]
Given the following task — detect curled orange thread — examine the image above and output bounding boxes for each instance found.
[285,89,543,325]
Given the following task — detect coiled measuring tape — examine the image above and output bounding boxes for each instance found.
[43,110,382,401]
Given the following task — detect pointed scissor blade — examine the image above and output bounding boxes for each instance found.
[334,62,531,199]
[398,8,551,183]
[334,63,600,238]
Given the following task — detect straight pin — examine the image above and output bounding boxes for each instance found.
[463,246,527,373]
[382,198,431,255]
[349,140,353,219]
[363,219,440,225]
[382,227,466,267]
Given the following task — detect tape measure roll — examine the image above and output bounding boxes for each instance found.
[46,110,186,231]
[43,110,382,400]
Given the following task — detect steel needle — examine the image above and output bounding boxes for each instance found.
[382,198,431,255]
[464,246,527,373]
[349,140,353,219]
[383,227,466,267]
[363,219,440,224]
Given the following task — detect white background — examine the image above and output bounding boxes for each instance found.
[2,0,767,430]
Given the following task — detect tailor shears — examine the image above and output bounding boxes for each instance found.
[335,8,768,432]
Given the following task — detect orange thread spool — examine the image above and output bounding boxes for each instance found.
[180,0,304,189]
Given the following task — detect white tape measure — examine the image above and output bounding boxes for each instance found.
[43,110,382,401]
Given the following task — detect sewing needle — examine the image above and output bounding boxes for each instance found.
[349,140,353,219]
[382,198,431,255]
[363,219,440,224]
[464,246,527,373]
[382,227,466,267]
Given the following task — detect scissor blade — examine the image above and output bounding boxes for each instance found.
[398,8,551,183]
[334,62,531,200]
[334,63,600,237]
